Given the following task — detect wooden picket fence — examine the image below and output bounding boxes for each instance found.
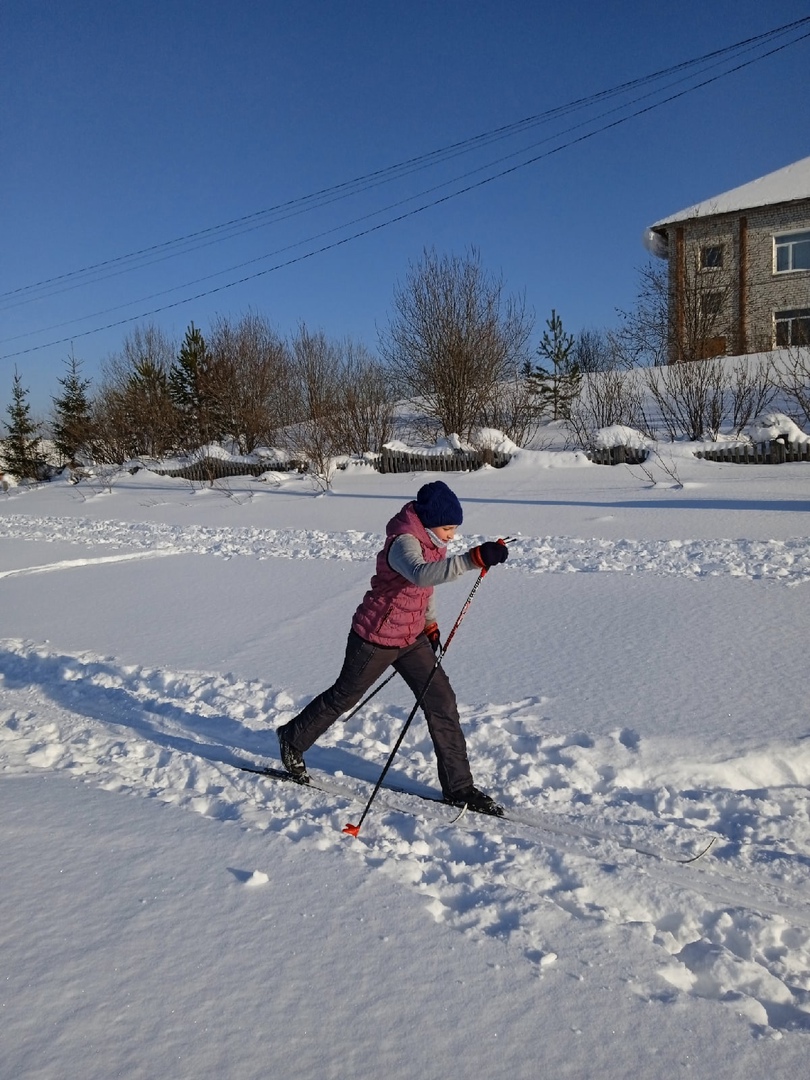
[152,445,654,479]
[589,440,810,466]
[377,447,512,474]
[586,446,650,466]
[145,440,810,481]
[695,440,810,464]
[153,457,307,482]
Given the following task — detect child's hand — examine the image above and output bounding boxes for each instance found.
[424,622,442,652]
[469,541,509,569]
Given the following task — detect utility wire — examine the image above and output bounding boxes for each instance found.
[2,19,809,359]
[4,25,805,346]
[2,14,808,310]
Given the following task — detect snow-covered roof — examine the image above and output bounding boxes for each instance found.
[650,154,810,230]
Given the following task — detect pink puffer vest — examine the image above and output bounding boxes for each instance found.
[351,502,445,647]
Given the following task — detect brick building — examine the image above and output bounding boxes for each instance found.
[646,156,810,362]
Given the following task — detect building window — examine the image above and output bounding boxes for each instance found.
[774,309,810,346]
[700,244,724,269]
[701,290,724,317]
[774,230,810,273]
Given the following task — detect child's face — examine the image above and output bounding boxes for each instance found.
[432,524,458,542]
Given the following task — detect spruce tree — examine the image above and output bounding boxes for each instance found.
[1,370,44,481]
[169,324,205,412]
[125,356,177,458]
[526,309,581,421]
[168,323,224,447]
[52,353,93,463]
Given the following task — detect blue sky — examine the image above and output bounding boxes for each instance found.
[3,1,810,415]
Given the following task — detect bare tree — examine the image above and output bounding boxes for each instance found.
[614,258,733,369]
[474,367,544,447]
[208,312,293,453]
[574,327,621,374]
[332,340,395,455]
[643,351,779,443]
[613,262,671,368]
[284,326,346,488]
[777,345,810,427]
[93,324,178,460]
[561,327,654,450]
[380,247,533,440]
[567,368,649,450]
[645,357,730,441]
[91,382,142,464]
[727,355,778,435]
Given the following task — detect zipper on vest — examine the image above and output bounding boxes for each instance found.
[378,602,395,630]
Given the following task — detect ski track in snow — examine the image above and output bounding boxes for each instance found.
[0,549,178,579]
[2,637,810,1037]
[2,514,810,1036]
[1,513,810,582]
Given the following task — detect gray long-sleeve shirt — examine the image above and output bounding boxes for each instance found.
[387,534,477,625]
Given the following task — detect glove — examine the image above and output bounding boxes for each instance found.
[469,540,509,569]
[424,622,442,653]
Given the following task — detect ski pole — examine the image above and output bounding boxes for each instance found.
[340,670,398,725]
[343,538,514,837]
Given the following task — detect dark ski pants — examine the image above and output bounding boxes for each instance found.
[279,629,474,798]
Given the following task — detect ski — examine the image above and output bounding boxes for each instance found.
[237,762,358,800]
[370,775,717,864]
[235,761,717,865]
[237,762,471,823]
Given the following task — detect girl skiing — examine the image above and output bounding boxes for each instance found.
[277,480,509,816]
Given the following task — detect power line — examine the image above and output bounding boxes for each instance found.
[8,25,804,346]
[2,18,809,359]
[3,14,807,311]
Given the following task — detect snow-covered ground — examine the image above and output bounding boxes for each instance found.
[2,448,810,1078]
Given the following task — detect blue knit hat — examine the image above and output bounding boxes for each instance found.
[414,480,463,528]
